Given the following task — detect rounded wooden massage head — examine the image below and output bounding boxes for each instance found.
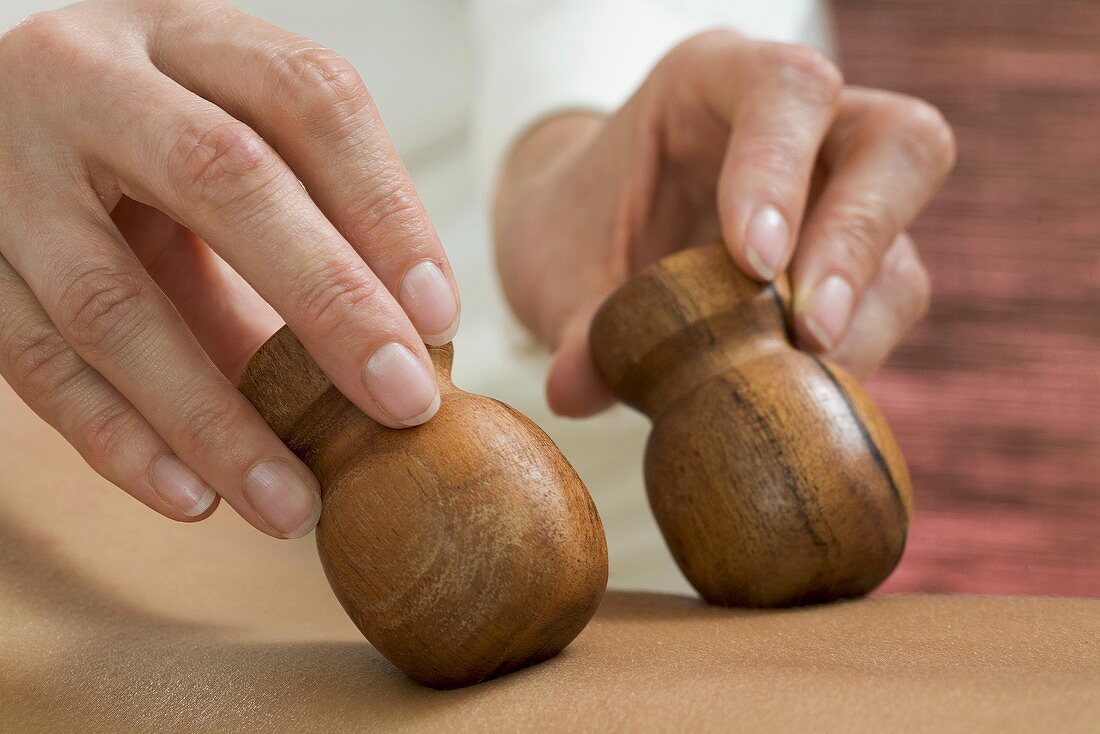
[589,244,912,607]
[238,327,608,688]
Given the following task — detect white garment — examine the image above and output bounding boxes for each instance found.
[1,0,828,593]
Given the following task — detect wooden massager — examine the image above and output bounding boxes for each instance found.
[238,329,608,689]
[588,243,913,607]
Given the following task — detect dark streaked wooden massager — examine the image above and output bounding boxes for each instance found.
[589,243,912,608]
[238,328,607,689]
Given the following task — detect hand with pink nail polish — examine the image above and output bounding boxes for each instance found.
[0,1,460,538]
[493,30,955,417]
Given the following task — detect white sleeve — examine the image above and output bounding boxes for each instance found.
[471,0,833,195]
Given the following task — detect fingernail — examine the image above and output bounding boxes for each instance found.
[399,260,459,346]
[243,459,322,539]
[805,274,855,350]
[152,455,216,517]
[744,205,790,280]
[364,342,441,426]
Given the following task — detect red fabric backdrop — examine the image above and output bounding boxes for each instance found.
[831,0,1099,597]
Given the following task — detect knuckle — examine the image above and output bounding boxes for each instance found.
[911,263,933,318]
[0,11,134,99]
[5,326,83,403]
[828,201,894,277]
[0,12,68,83]
[771,43,843,100]
[348,183,429,245]
[675,27,742,58]
[737,139,808,181]
[271,45,371,128]
[79,400,140,466]
[149,0,236,43]
[295,261,380,337]
[168,120,280,213]
[658,28,743,79]
[174,390,246,459]
[58,264,148,353]
[1,11,68,57]
[888,240,933,319]
[894,98,957,174]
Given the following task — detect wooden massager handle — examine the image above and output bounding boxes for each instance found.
[589,244,912,607]
[238,327,607,688]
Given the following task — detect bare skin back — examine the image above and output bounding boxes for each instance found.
[0,382,1097,733]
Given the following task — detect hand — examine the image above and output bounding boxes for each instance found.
[494,30,955,417]
[0,0,460,537]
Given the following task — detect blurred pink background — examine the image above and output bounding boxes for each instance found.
[833,0,1099,597]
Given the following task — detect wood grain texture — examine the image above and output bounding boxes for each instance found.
[832,0,1100,597]
[590,244,911,607]
[238,327,608,688]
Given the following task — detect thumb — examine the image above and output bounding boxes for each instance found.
[545,302,617,418]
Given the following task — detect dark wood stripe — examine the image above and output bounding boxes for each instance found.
[616,287,789,416]
[766,283,798,346]
[806,353,907,527]
[763,282,907,540]
[717,367,831,550]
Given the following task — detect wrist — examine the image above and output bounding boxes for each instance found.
[492,112,606,344]
[493,112,604,248]
[496,113,604,190]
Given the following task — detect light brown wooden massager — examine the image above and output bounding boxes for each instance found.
[238,327,608,688]
[589,243,913,607]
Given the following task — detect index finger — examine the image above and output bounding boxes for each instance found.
[85,69,441,430]
[668,33,843,281]
[149,6,460,345]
